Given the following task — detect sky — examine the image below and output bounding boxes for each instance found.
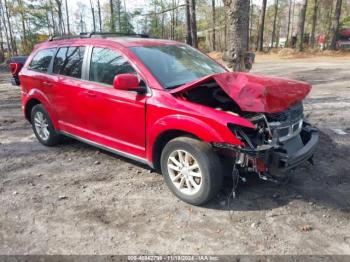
[66,0,162,33]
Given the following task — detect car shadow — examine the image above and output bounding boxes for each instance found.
[63,129,350,213]
[206,130,350,212]
[2,129,349,213]
[50,131,350,212]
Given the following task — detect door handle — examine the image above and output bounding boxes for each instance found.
[84,90,97,97]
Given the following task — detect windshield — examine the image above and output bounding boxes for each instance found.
[129,45,226,89]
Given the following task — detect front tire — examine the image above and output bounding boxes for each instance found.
[160,137,223,205]
[31,104,62,146]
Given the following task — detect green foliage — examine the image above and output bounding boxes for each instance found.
[340,16,350,28]
[119,10,134,33]
[2,0,350,55]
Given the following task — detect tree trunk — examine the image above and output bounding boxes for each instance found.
[329,0,342,50]
[110,0,115,32]
[224,3,227,50]
[65,0,70,34]
[271,0,279,48]
[79,13,84,32]
[326,3,334,45]
[257,0,267,51]
[310,0,318,47]
[249,0,253,50]
[90,0,96,32]
[174,0,179,40]
[171,0,175,39]
[4,0,17,54]
[0,28,4,62]
[212,0,216,51]
[290,0,296,38]
[49,0,57,34]
[223,0,250,71]
[286,0,292,47]
[160,0,165,38]
[116,0,121,31]
[297,0,308,51]
[97,0,102,31]
[45,10,51,35]
[18,0,29,51]
[189,0,197,48]
[0,0,12,55]
[55,0,64,35]
[246,0,250,50]
[185,0,192,44]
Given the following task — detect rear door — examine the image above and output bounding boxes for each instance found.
[51,46,88,134]
[80,46,147,158]
[21,48,56,97]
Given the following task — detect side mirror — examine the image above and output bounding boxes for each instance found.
[113,73,146,94]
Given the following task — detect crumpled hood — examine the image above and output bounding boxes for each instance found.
[170,72,311,113]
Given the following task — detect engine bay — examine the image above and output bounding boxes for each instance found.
[173,80,315,183]
[175,81,243,116]
[175,81,305,147]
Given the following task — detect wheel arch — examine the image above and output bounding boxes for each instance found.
[25,98,41,122]
[151,129,200,171]
[24,91,59,129]
[147,114,243,169]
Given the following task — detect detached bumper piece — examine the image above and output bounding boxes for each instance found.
[268,125,319,176]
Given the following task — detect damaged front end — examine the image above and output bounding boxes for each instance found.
[172,72,319,182]
[222,103,319,181]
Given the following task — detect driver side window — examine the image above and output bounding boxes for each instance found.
[89,47,136,86]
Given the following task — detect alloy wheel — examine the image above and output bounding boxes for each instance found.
[33,111,50,141]
[167,150,202,195]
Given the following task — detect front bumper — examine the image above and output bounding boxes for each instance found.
[215,123,319,176]
[269,125,319,174]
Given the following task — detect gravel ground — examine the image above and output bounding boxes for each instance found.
[0,56,349,255]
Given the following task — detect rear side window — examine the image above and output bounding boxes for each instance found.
[89,47,135,85]
[53,46,85,78]
[29,48,55,72]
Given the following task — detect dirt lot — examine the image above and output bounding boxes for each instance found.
[0,56,349,255]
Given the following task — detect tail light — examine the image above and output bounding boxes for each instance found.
[9,62,23,76]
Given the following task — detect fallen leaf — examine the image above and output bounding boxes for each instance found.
[300,224,312,232]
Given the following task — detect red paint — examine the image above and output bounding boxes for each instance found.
[339,28,350,38]
[9,63,22,76]
[256,159,267,172]
[171,72,311,113]
[19,37,311,167]
[317,34,326,44]
[113,73,139,90]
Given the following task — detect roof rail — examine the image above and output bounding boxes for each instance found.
[48,32,150,41]
[47,35,80,41]
[80,32,150,38]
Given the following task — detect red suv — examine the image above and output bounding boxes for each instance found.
[18,33,318,205]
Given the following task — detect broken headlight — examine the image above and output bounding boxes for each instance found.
[228,114,272,149]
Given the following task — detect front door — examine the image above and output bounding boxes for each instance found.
[81,47,147,158]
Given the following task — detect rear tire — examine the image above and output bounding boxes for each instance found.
[31,104,62,146]
[160,137,223,205]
